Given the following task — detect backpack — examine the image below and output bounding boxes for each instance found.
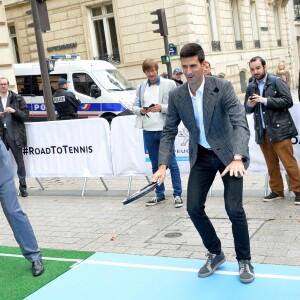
[246,74,277,96]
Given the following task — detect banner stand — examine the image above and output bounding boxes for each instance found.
[35,177,44,190]
[82,177,108,196]
[127,176,151,196]
[264,173,290,196]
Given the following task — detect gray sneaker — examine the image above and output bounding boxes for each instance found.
[174,196,183,208]
[239,260,255,284]
[198,251,226,277]
[145,196,165,206]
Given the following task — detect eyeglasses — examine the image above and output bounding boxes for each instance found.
[0,83,8,86]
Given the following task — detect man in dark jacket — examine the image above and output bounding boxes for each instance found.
[52,78,81,120]
[245,56,300,204]
[0,77,29,197]
[171,68,183,86]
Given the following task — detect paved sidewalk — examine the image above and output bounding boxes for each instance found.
[0,173,299,267]
[0,88,299,267]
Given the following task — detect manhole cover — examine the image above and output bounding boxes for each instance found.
[165,232,182,238]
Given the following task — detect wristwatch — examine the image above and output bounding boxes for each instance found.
[233,154,243,161]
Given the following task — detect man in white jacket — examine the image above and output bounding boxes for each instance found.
[132,59,183,208]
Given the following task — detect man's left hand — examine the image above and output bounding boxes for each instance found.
[148,104,161,113]
[4,107,16,114]
[221,160,247,177]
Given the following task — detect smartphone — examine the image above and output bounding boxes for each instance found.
[249,96,256,100]
[143,104,155,110]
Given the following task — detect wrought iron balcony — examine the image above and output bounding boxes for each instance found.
[235,40,243,50]
[93,53,120,64]
[211,41,221,51]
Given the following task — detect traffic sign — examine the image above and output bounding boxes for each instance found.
[169,43,178,56]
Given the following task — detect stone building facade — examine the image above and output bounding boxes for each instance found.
[3,0,293,93]
[0,0,16,91]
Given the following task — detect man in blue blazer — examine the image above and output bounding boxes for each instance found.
[0,139,44,276]
[153,43,254,283]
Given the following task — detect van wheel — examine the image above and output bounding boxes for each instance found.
[100,113,115,124]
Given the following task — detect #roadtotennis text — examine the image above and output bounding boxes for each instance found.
[22,145,93,155]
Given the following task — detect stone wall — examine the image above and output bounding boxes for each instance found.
[3,0,294,91]
[0,0,16,91]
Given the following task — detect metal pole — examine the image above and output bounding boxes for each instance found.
[163,35,172,79]
[30,0,55,121]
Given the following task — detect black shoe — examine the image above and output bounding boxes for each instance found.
[295,192,300,205]
[198,251,226,277]
[20,189,28,197]
[263,192,284,202]
[238,260,255,283]
[32,259,44,276]
[145,196,165,206]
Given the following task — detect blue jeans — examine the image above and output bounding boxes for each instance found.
[143,130,182,199]
[187,145,251,261]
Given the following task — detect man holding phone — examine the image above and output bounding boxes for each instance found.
[245,56,300,204]
[132,59,183,208]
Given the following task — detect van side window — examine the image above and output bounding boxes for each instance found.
[73,73,96,96]
[49,74,67,93]
[16,74,67,95]
[32,75,42,95]
[16,76,30,95]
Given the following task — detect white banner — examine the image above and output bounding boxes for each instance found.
[111,116,149,176]
[111,116,190,176]
[10,104,300,178]
[19,118,113,177]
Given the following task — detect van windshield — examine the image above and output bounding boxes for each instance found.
[92,69,134,91]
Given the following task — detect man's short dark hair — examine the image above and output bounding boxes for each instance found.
[249,56,266,67]
[180,43,205,64]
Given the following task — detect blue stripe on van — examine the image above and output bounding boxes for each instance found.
[100,103,126,112]
[27,103,126,112]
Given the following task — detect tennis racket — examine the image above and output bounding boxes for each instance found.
[122,181,159,205]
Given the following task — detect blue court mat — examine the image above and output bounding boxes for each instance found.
[25,252,300,300]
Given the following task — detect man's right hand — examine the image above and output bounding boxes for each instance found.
[152,164,167,183]
[247,94,259,107]
[141,107,149,115]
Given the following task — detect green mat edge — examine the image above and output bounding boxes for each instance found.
[0,245,95,260]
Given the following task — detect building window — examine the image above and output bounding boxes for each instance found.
[230,0,243,50]
[239,70,247,93]
[274,6,282,47]
[8,25,20,63]
[294,0,300,20]
[207,0,221,51]
[91,4,120,64]
[250,2,260,48]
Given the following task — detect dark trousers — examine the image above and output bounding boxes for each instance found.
[187,145,251,261]
[3,129,26,189]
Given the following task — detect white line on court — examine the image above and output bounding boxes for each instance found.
[79,260,300,281]
[0,253,82,263]
[2,252,300,281]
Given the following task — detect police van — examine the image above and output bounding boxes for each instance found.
[13,55,136,121]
